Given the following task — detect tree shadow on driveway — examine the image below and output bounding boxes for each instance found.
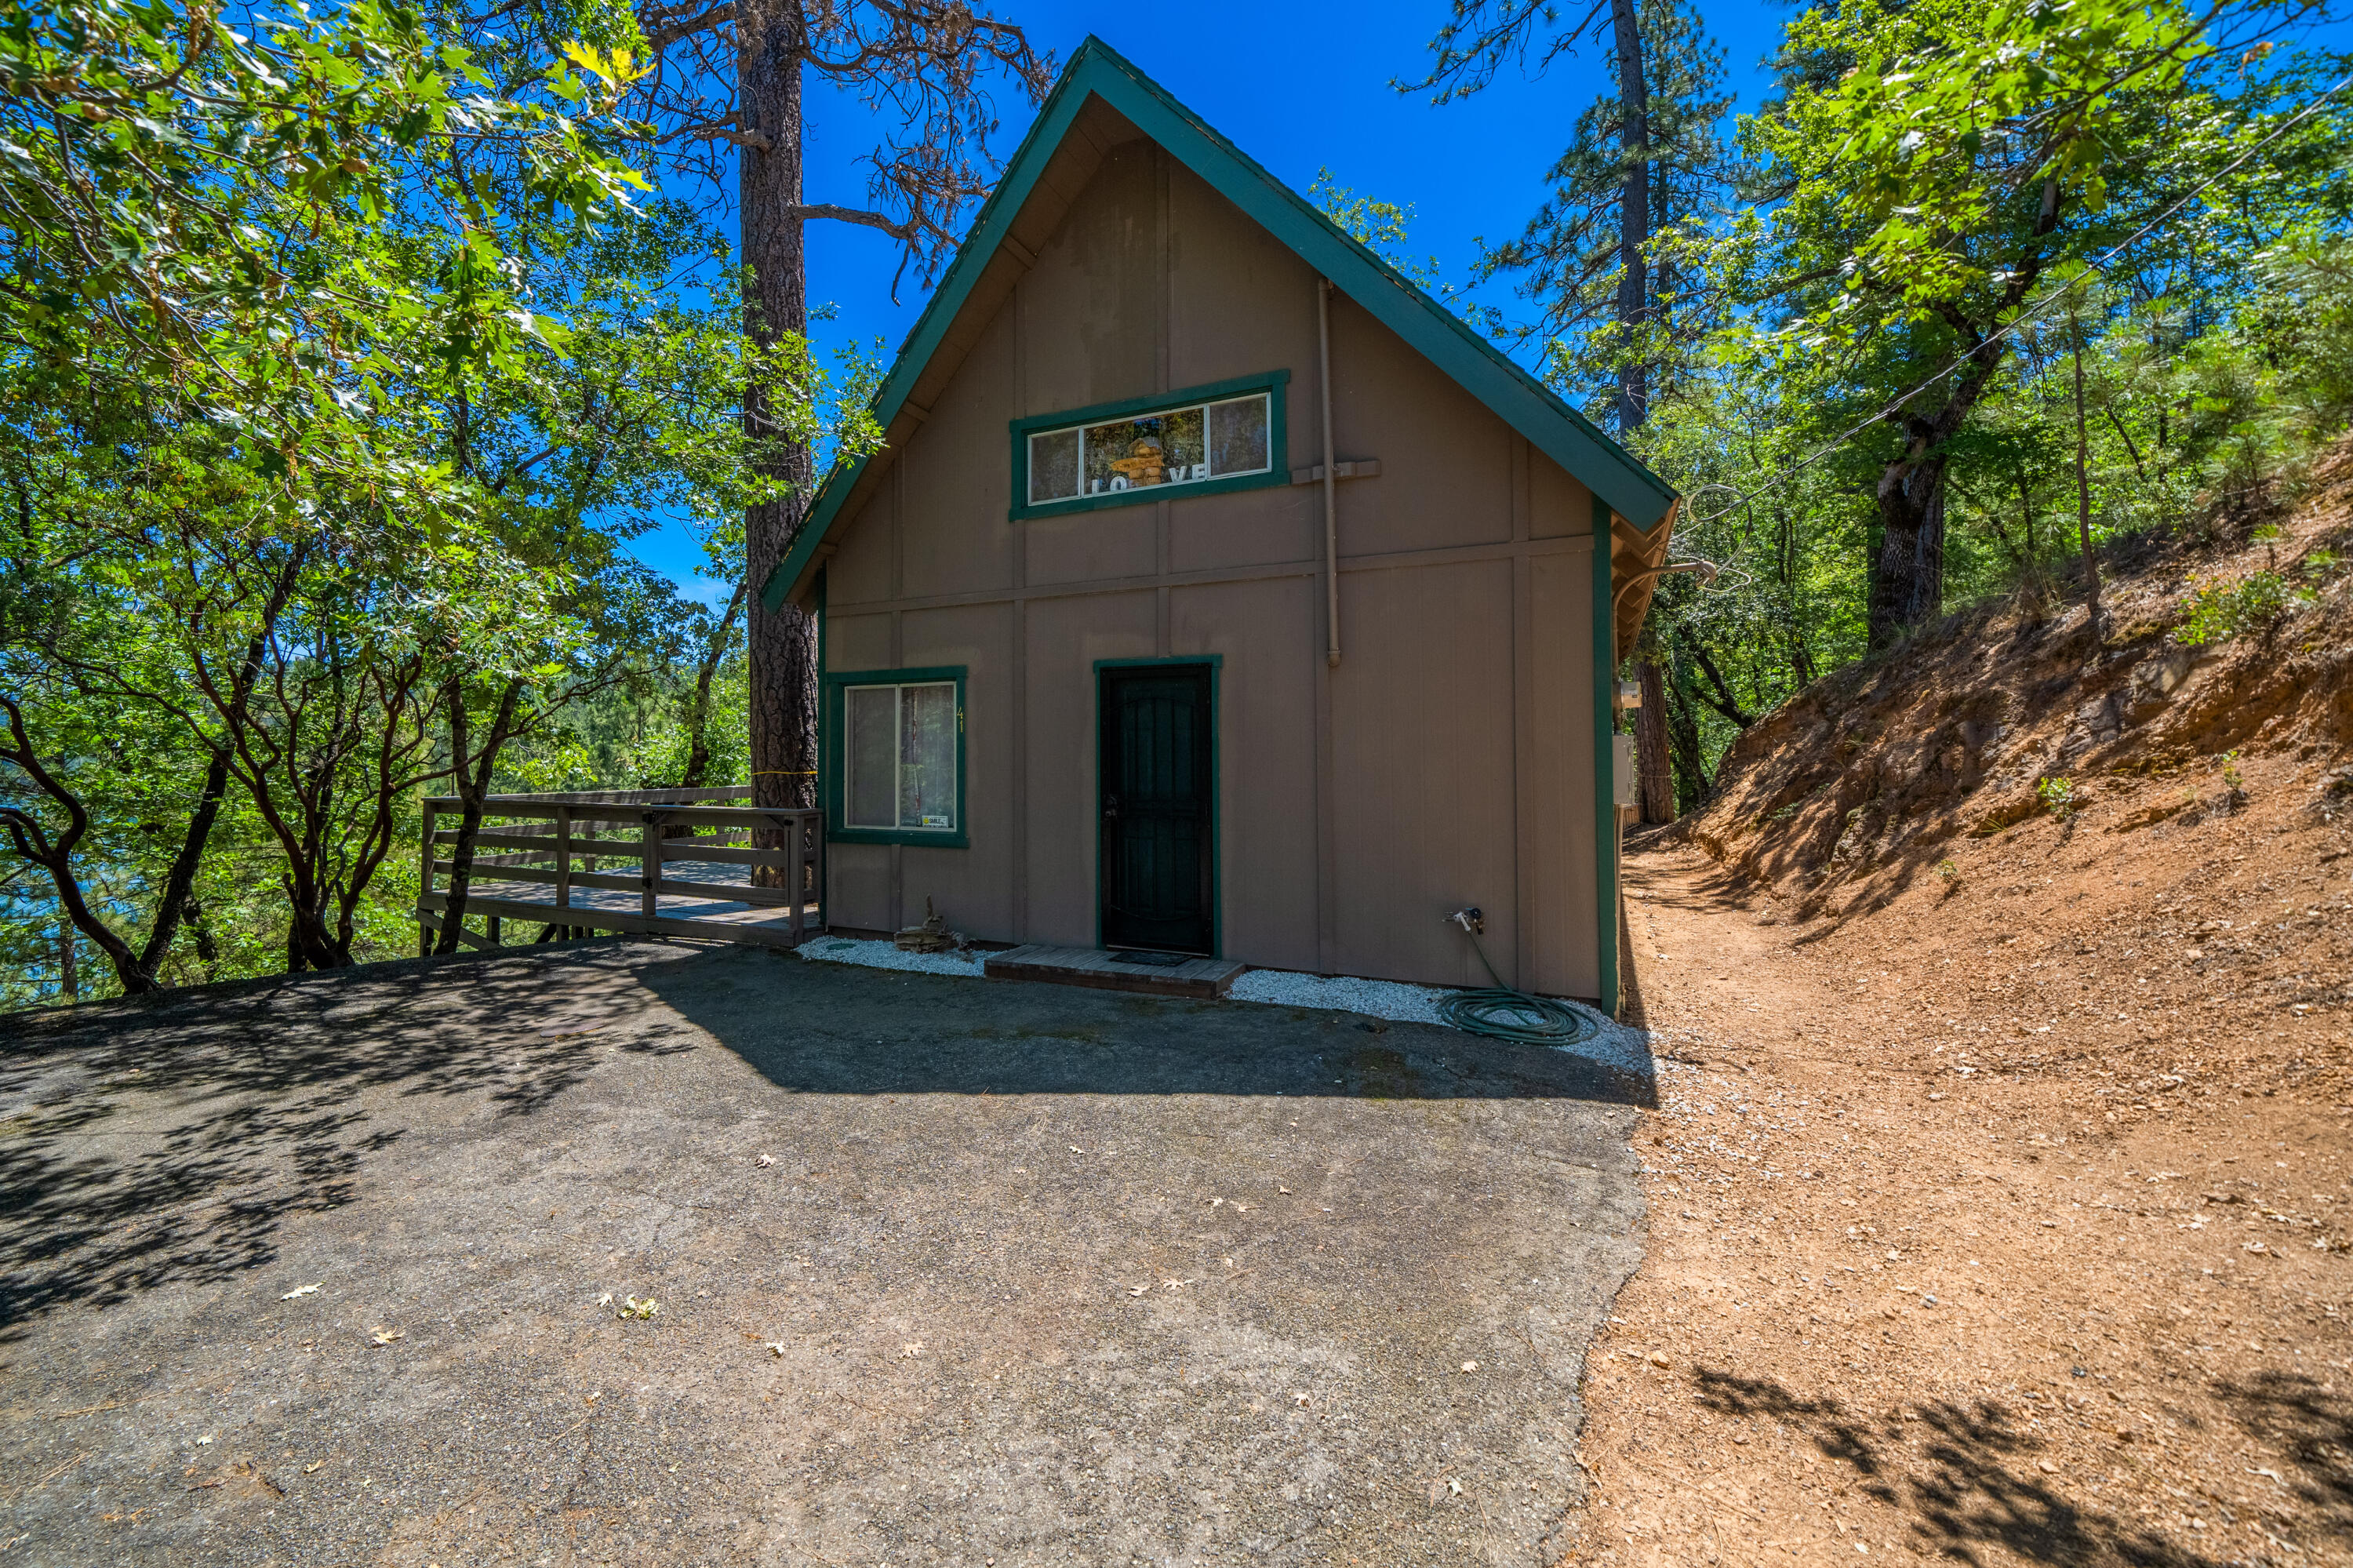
[0,942,694,1341]
[634,944,1656,1109]
[2,940,1657,1568]
[1694,1366,2257,1566]
[0,940,1649,1348]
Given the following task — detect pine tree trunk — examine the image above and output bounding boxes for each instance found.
[1610,0,1649,433]
[1635,657,1675,824]
[741,0,820,871]
[1869,423,1951,649]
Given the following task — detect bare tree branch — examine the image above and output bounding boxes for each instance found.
[646,2,736,48]
[784,202,915,240]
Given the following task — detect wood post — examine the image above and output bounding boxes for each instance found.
[788,813,806,941]
[409,791,819,950]
[419,801,436,956]
[640,813,660,925]
[554,806,572,911]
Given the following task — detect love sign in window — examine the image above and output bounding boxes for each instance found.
[1024,391,1272,508]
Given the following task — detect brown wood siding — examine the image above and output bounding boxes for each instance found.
[1330,292,1515,558]
[1017,140,1163,415]
[1528,549,1601,997]
[827,487,893,606]
[816,133,1604,995]
[1022,589,1155,947]
[902,307,1019,602]
[1331,558,1521,987]
[1169,576,1322,973]
[1530,448,1591,540]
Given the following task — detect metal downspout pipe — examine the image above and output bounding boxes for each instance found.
[1319,278,1340,668]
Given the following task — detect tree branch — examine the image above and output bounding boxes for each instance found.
[785,202,916,242]
[667,116,770,150]
[1671,628,1758,728]
[0,693,158,993]
[644,3,736,49]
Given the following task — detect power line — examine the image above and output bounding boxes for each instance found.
[1686,68,2353,526]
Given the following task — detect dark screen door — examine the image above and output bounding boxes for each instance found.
[1099,664,1215,955]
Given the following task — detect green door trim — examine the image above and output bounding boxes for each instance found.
[1092,655,1222,957]
[758,35,1675,615]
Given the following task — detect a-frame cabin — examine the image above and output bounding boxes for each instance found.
[762,37,1678,1010]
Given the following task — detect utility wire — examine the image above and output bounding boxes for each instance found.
[1686,68,2353,526]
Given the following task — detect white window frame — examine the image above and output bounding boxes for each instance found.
[842,678,960,835]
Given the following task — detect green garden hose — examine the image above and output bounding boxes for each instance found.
[1435,912,1607,1047]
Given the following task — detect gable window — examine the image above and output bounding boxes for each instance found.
[1009,371,1289,521]
[823,667,968,845]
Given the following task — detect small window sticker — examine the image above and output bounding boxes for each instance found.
[920,813,951,829]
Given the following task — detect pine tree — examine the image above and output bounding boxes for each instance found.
[616,1,1051,835]
[1400,0,1737,431]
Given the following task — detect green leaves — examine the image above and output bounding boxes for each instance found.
[0,0,651,498]
[1746,0,2240,329]
[0,5,873,999]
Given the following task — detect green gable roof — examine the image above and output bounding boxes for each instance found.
[761,35,1677,613]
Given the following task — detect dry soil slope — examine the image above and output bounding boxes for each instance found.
[1562,441,2353,1567]
[1675,439,2353,940]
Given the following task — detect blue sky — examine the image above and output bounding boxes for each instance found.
[633,1,1796,595]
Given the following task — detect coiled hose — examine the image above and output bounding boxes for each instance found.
[1435,919,1607,1047]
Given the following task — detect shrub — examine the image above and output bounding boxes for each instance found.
[2176,570,2292,646]
[2037,777,2080,818]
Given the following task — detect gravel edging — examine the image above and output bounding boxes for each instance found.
[794,935,990,977]
[797,936,1655,1077]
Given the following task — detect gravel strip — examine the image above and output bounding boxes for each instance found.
[795,937,1655,1076]
[794,934,990,977]
[1226,967,1655,1079]
[1227,967,1450,1025]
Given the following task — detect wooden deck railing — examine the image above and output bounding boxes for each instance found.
[415,787,823,953]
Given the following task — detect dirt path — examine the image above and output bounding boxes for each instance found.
[1564,811,2351,1567]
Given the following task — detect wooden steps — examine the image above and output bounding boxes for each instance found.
[981,944,1247,999]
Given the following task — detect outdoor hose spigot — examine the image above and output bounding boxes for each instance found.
[1446,907,1486,937]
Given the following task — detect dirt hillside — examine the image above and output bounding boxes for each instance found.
[1563,442,2353,1566]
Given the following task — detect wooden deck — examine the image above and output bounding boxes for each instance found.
[418,860,824,950]
[415,788,824,952]
[981,944,1247,999]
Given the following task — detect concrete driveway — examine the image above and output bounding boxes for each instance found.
[0,941,1648,1567]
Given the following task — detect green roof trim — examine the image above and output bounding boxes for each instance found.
[762,35,1677,613]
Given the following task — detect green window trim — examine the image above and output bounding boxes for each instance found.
[820,664,971,848]
[1009,370,1290,523]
